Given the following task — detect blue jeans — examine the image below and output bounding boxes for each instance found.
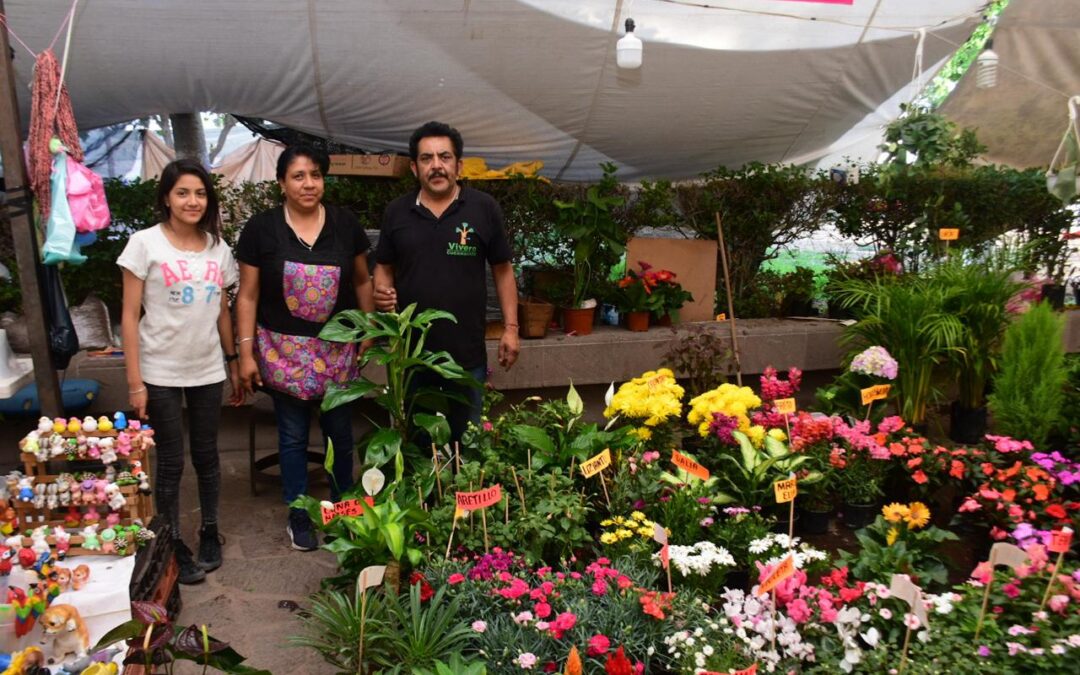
[271,394,355,504]
[408,365,487,444]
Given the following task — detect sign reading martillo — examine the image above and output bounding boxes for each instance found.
[455,485,503,510]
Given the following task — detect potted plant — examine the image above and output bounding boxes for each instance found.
[833,447,887,529]
[651,269,694,326]
[553,163,627,335]
[613,261,666,331]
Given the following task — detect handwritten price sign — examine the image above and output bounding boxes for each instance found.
[580,449,612,478]
[455,485,502,510]
[1050,528,1074,554]
[774,477,798,503]
[860,384,891,405]
[756,555,795,596]
[938,228,960,241]
[774,398,796,415]
[321,498,367,525]
[671,450,711,480]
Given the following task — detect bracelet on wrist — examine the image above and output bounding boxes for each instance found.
[129,387,146,395]
[237,337,255,345]
[224,353,239,363]
[504,323,519,328]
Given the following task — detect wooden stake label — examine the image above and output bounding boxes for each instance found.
[990,542,1028,570]
[938,228,959,241]
[774,398,796,415]
[671,450,711,480]
[320,498,367,525]
[358,565,386,591]
[774,477,798,503]
[756,555,794,596]
[860,384,891,405]
[580,449,612,477]
[455,485,502,510]
[1050,528,1074,554]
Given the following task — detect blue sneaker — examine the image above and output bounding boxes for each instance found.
[287,508,318,551]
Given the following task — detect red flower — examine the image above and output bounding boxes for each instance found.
[1046,504,1067,519]
[408,572,434,602]
[912,470,928,485]
[949,460,965,480]
[604,646,632,675]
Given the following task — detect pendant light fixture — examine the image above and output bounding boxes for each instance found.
[975,39,999,89]
[616,18,642,69]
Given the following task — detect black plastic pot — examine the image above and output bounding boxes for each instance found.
[1041,283,1066,310]
[797,508,832,535]
[842,501,879,529]
[949,402,988,445]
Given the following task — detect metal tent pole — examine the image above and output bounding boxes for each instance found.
[0,0,64,416]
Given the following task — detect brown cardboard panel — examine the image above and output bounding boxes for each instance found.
[625,238,717,323]
[328,154,411,178]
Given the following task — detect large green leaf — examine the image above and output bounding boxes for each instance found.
[509,425,556,457]
[413,413,451,447]
[366,428,403,466]
[322,380,380,412]
[318,310,370,342]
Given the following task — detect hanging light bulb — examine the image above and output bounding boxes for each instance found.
[616,18,642,69]
[976,39,999,89]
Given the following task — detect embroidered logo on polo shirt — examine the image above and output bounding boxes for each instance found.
[447,222,478,256]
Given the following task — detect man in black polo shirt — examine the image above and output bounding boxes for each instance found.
[374,121,520,442]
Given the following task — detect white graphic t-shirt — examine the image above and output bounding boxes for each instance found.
[117,225,239,387]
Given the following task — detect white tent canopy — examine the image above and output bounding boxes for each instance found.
[6,1,985,181]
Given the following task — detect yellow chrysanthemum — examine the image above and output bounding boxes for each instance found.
[600,519,614,527]
[613,516,626,525]
[886,527,899,546]
[637,527,653,537]
[906,502,931,529]
[604,369,685,426]
[686,384,763,438]
[616,528,634,539]
[882,503,910,523]
[745,425,767,447]
[600,532,618,545]
[767,428,787,442]
[633,427,653,441]
[631,511,647,521]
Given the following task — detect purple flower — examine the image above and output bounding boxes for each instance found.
[850,346,898,380]
[977,646,991,657]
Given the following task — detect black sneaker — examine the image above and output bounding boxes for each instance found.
[287,508,318,552]
[197,523,224,572]
[176,541,206,585]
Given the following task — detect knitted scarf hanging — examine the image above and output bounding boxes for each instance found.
[27,48,83,220]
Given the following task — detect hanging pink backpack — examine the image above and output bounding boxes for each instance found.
[65,155,110,233]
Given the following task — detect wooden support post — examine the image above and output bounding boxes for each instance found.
[0,5,64,416]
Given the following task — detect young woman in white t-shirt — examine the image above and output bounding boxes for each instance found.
[118,158,243,585]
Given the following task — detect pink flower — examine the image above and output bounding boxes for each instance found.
[514,652,538,669]
[633,663,645,675]
[903,613,921,630]
[958,498,982,513]
[970,562,992,585]
[1002,583,1021,599]
[447,573,466,585]
[787,598,812,623]
[587,634,611,657]
[977,645,991,657]
[482,421,494,432]
[1049,594,1070,613]
[878,608,893,620]
[496,578,531,600]
[549,612,577,639]
[641,451,660,463]
[471,620,487,633]
[514,611,534,625]
[535,621,550,631]
[591,579,609,596]
[533,602,552,619]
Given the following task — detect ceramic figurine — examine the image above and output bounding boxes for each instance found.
[104,484,125,511]
[85,437,101,460]
[17,476,33,502]
[105,511,120,527]
[52,418,66,434]
[99,528,116,554]
[71,564,90,590]
[64,437,79,460]
[56,646,122,675]
[63,508,80,528]
[104,465,116,483]
[69,484,82,506]
[114,471,135,487]
[5,534,22,552]
[40,603,90,664]
[81,416,97,432]
[92,480,108,505]
[31,483,46,510]
[66,417,81,434]
[45,484,58,511]
[97,415,113,432]
[49,434,65,458]
[0,545,12,576]
[135,471,151,495]
[53,526,70,560]
[54,566,71,590]
[75,432,88,452]
[98,439,117,465]
[29,527,49,557]
[0,507,17,536]
[127,419,140,431]
[37,417,53,434]
[83,508,100,526]
[19,431,44,461]
[79,479,95,505]
[16,547,36,569]
[115,431,131,457]
[112,412,126,431]
[56,473,72,495]
[79,526,100,551]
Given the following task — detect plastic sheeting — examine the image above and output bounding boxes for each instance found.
[5,1,985,181]
[214,138,285,184]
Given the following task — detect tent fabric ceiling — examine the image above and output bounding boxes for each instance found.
[938,0,1080,170]
[6,1,983,181]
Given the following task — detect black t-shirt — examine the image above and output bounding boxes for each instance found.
[236,204,370,337]
[375,186,512,369]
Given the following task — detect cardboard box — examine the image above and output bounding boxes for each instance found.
[328,153,411,178]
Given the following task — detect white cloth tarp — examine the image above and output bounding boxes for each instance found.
[214,138,285,185]
[6,1,985,181]
[938,0,1080,170]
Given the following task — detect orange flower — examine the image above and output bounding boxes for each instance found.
[618,276,634,288]
[889,443,906,457]
[907,457,923,469]
[564,646,583,675]
[1026,466,1047,481]
[912,470,928,485]
[949,460,965,480]
[981,463,995,476]
[1001,488,1017,503]
[1002,462,1022,479]
[1033,484,1050,501]
[874,433,887,446]
[638,590,674,620]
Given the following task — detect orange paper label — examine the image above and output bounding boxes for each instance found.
[774,398,796,415]
[860,384,891,405]
[1050,528,1074,554]
[455,485,502,510]
[580,449,612,478]
[938,228,960,241]
[774,477,798,503]
[756,555,795,596]
[672,450,711,480]
[660,542,670,569]
[321,498,366,525]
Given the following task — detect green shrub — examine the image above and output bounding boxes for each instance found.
[988,302,1067,447]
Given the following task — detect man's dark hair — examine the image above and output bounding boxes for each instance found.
[276,143,330,181]
[408,121,464,161]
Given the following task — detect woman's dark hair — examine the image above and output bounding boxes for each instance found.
[276,143,330,181]
[156,158,222,245]
[408,121,463,161]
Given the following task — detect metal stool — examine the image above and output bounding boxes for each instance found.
[247,395,327,496]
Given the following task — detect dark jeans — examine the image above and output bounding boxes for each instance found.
[145,381,224,535]
[271,394,355,504]
[408,365,487,444]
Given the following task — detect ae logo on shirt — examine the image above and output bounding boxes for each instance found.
[446,223,478,257]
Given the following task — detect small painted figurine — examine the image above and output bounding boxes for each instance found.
[37,416,53,434]
[112,411,127,431]
[17,476,33,502]
[105,484,126,511]
[71,564,90,590]
[53,526,71,560]
[97,415,113,432]
[80,526,100,551]
[66,417,81,433]
[52,418,66,434]
[0,545,12,576]
[99,528,116,554]
[29,526,50,557]
[81,416,97,433]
